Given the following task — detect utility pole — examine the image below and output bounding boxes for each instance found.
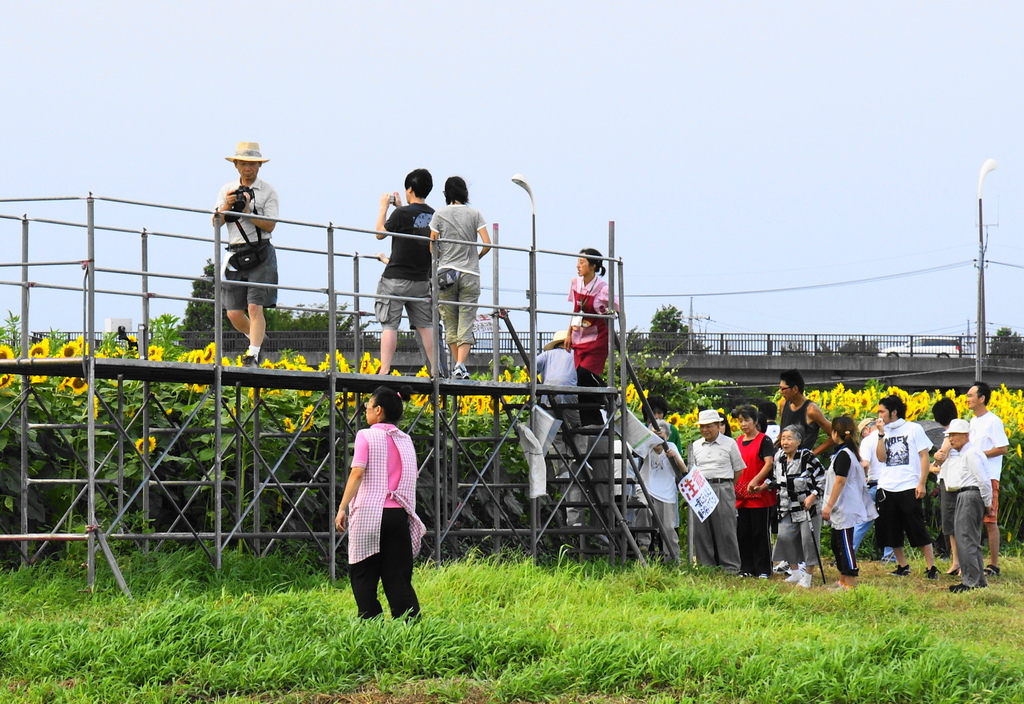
[976,159,998,380]
[686,297,710,353]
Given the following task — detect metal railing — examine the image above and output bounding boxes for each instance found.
[18,330,1020,360]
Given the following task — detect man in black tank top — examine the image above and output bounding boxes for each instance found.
[778,369,833,456]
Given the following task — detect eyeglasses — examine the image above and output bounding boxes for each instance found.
[778,385,791,392]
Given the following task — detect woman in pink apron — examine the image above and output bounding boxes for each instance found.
[335,385,425,618]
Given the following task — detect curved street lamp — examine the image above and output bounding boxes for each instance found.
[976,158,997,380]
[511,174,538,378]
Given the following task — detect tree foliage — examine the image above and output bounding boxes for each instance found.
[650,305,686,333]
[181,260,360,332]
[991,327,1024,358]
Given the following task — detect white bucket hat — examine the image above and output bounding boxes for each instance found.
[697,409,723,425]
[943,418,970,435]
[226,142,269,163]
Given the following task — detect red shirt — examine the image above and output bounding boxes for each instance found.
[735,433,777,509]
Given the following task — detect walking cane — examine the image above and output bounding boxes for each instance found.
[810,512,827,586]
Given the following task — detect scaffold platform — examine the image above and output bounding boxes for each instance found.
[0,194,672,597]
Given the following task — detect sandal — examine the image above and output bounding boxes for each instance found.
[945,567,960,576]
[984,564,1001,576]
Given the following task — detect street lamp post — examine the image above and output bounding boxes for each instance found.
[511,174,538,560]
[976,158,997,380]
[511,174,537,374]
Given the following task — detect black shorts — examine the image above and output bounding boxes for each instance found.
[875,487,933,549]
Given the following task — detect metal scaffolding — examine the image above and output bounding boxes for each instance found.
[0,195,667,595]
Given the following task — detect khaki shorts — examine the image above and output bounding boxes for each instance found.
[375,277,432,330]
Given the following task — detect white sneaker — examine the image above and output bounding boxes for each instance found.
[797,571,813,588]
[773,561,789,574]
[784,569,804,583]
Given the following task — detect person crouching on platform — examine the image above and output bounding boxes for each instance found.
[214,142,279,368]
[335,385,425,619]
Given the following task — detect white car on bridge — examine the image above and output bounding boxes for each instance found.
[878,337,965,358]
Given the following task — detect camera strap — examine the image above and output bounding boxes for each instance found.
[233,186,263,248]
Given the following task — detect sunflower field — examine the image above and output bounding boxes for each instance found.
[3,324,1024,559]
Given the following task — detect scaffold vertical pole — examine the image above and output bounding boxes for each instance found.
[141,228,152,547]
[327,225,338,580]
[486,223,501,553]
[19,216,29,562]
[141,229,150,359]
[213,221,225,569]
[86,194,98,588]
[353,256,362,368]
[491,224,499,379]
[528,213,539,560]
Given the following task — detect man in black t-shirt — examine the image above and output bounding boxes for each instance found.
[373,168,436,375]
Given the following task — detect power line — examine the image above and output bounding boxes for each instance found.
[488,260,974,300]
[989,260,1024,271]
[627,261,972,298]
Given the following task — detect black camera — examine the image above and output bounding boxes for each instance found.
[224,185,255,223]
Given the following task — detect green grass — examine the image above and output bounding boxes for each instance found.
[1,550,1022,703]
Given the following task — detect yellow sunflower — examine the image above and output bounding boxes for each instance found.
[359,351,379,375]
[283,417,297,434]
[147,345,164,362]
[0,373,14,390]
[0,344,16,360]
[58,376,88,394]
[135,436,156,454]
[299,405,315,431]
[200,342,216,364]
[58,341,81,358]
[28,339,50,358]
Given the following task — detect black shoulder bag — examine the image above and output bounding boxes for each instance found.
[227,190,266,271]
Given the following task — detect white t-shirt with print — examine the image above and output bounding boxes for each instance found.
[877,419,933,493]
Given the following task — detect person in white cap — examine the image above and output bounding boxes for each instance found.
[214,142,280,368]
[942,418,993,592]
[687,409,745,574]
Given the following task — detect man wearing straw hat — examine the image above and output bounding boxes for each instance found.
[214,142,280,368]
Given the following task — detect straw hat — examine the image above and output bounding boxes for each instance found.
[226,142,269,163]
[857,417,875,434]
[544,330,569,351]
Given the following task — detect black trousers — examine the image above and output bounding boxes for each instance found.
[576,366,605,427]
[349,508,420,619]
[737,506,773,577]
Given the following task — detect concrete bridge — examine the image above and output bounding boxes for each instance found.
[33,330,1024,391]
[656,353,1024,392]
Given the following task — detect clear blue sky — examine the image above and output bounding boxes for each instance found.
[2,2,1023,339]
